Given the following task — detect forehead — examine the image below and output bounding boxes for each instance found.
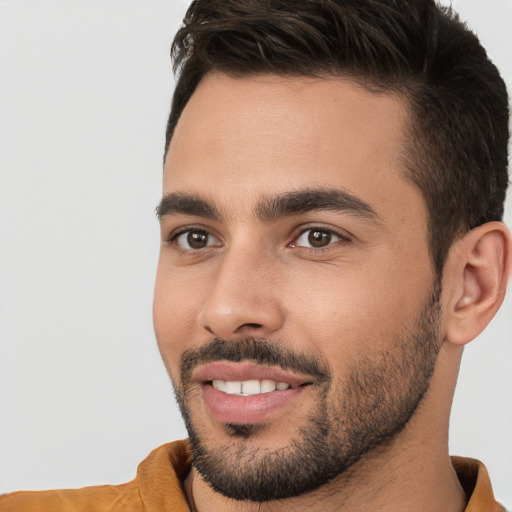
[164,72,423,227]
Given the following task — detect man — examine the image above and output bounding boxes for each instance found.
[1,0,510,510]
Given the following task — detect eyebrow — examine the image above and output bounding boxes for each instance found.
[156,192,221,220]
[255,188,381,223]
[156,188,381,224]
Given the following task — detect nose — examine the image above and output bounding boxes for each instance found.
[198,246,285,339]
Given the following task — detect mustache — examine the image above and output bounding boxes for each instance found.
[180,337,331,385]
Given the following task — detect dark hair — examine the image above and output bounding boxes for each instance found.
[165,0,509,275]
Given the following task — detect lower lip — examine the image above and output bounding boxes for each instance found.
[202,384,307,424]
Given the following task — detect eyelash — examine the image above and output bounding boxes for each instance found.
[290,225,351,251]
[165,226,220,250]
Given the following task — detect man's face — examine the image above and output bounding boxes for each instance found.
[154,74,441,500]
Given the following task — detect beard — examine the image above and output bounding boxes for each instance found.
[171,280,442,503]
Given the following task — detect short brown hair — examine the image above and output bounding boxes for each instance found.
[165,0,509,275]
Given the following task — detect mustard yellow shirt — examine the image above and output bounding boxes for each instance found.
[0,440,505,511]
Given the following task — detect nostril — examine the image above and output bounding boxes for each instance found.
[241,323,263,329]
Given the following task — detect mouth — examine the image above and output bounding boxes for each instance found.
[194,362,314,424]
[210,378,302,395]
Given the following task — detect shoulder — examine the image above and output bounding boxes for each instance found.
[0,482,140,512]
[0,440,192,512]
[451,456,506,512]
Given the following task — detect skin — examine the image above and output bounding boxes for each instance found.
[154,73,511,511]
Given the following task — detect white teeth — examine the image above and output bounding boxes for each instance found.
[241,380,261,395]
[224,381,242,394]
[212,379,227,392]
[260,379,277,393]
[212,379,292,395]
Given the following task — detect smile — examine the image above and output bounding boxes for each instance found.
[193,362,314,424]
[212,379,292,395]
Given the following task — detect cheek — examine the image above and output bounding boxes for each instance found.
[287,263,388,325]
[285,260,430,360]
[153,263,204,377]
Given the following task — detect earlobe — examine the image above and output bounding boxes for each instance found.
[444,222,511,346]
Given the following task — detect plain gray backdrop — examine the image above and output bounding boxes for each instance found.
[0,0,511,507]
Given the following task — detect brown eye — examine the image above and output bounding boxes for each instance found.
[187,231,209,249]
[308,230,332,247]
[174,229,218,250]
[293,228,344,249]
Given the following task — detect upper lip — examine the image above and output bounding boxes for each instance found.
[193,361,313,388]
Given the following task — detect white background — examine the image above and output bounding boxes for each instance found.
[0,0,511,507]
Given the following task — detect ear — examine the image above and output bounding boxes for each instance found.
[443,221,512,346]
